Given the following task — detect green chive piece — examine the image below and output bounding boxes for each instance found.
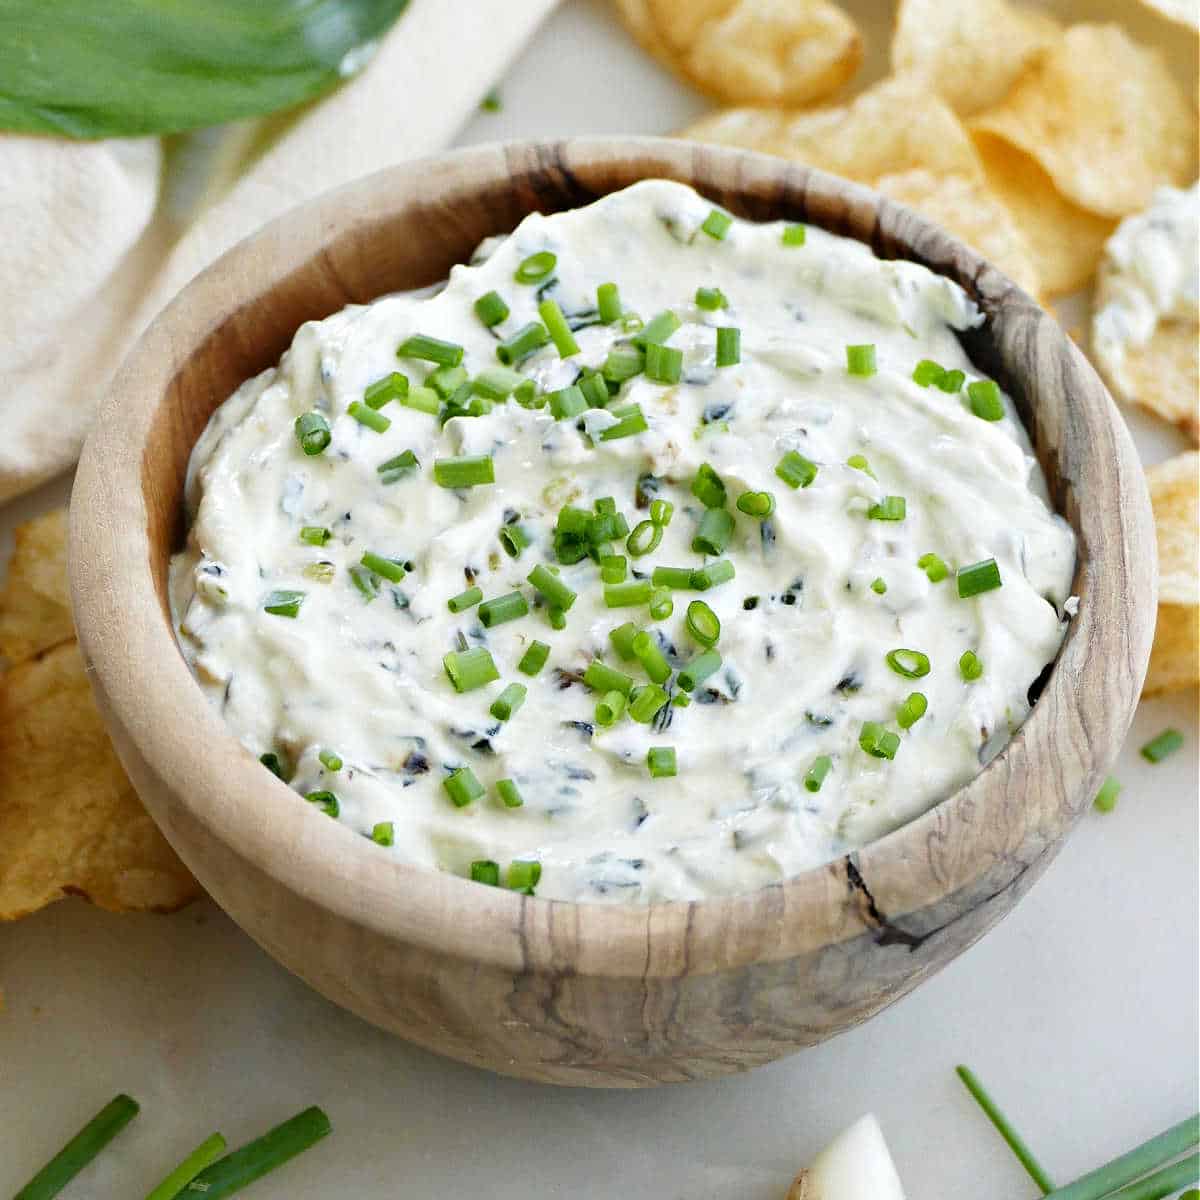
[303,561,335,584]
[538,298,581,358]
[695,286,727,311]
[527,563,577,612]
[632,310,681,348]
[490,682,528,721]
[1094,775,1121,813]
[782,223,806,246]
[652,566,696,591]
[299,525,332,546]
[377,448,419,483]
[444,767,485,808]
[360,552,405,583]
[701,208,733,240]
[427,363,468,399]
[263,589,304,618]
[590,510,628,544]
[318,749,342,773]
[846,344,877,377]
[497,525,529,560]
[305,790,339,817]
[678,649,722,692]
[959,650,984,681]
[143,1131,227,1200]
[604,579,653,608]
[584,659,635,696]
[691,462,726,508]
[13,1093,139,1200]
[514,251,556,284]
[512,380,543,409]
[859,722,900,760]
[645,341,684,384]
[937,368,966,393]
[647,746,677,777]
[954,1066,1057,1195]
[690,559,735,590]
[548,384,587,420]
[968,379,1005,421]
[347,401,390,432]
[471,366,524,402]
[609,622,640,661]
[497,779,524,808]
[364,371,409,410]
[715,326,741,367]
[548,605,567,630]
[597,281,622,324]
[776,450,817,489]
[480,89,502,111]
[649,587,674,621]
[847,453,875,478]
[474,290,510,328]
[632,630,672,684]
[692,507,735,556]
[496,321,550,366]
[260,752,286,779]
[397,333,463,366]
[1141,729,1184,763]
[735,490,775,519]
[601,554,628,584]
[870,577,888,595]
[556,504,592,538]
[433,454,494,488]
[912,359,945,388]
[578,370,610,408]
[957,557,1002,597]
[628,684,669,724]
[1099,1155,1199,1200]
[897,691,928,729]
[518,640,551,676]
[868,496,907,521]
[400,385,439,416]
[595,689,627,726]
[478,591,529,628]
[602,344,645,384]
[627,518,664,558]
[599,404,649,441]
[805,755,832,793]
[886,648,931,678]
[650,498,674,527]
[371,821,394,846]
[294,411,331,456]
[470,860,500,886]
[447,586,483,614]
[507,860,542,893]
[348,565,378,602]
[685,599,720,647]
[918,552,950,582]
[443,646,499,693]
[673,692,691,708]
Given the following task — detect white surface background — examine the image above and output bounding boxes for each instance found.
[1,2,1197,1196]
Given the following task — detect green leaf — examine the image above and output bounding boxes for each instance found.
[0,0,410,139]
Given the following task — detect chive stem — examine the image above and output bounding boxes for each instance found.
[538,298,581,358]
[397,334,463,366]
[1043,1115,1199,1200]
[14,1094,139,1200]
[955,1065,1056,1195]
[143,1132,227,1200]
[433,455,494,488]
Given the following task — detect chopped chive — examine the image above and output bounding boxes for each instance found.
[695,286,727,311]
[360,552,405,583]
[397,333,463,366]
[685,599,720,647]
[959,650,983,681]
[601,554,628,584]
[377,448,419,483]
[782,223,806,246]
[859,722,900,760]
[428,364,468,399]
[628,684,669,724]
[647,746,677,777]
[870,577,887,595]
[846,344,877,377]
[303,561,335,584]
[736,490,775,518]
[678,649,722,692]
[644,341,684,384]
[868,496,906,521]
[474,290,509,328]
[715,326,740,367]
[632,309,681,348]
[692,507,735,556]
[597,281,622,324]
[652,565,695,591]
[595,689,627,726]
[263,589,304,618]
[348,565,378,602]
[371,821,394,846]
[347,401,390,432]
[957,557,1002,597]
[318,749,342,772]
[584,659,635,696]
[547,606,567,630]
[470,860,500,885]
[472,366,524,401]
[954,1066,1056,1195]
[400,385,440,416]
[294,411,331,456]
[602,344,645,384]
[556,505,592,538]
[260,752,286,779]
[918,552,950,582]
[12,1093,139,1200]
[547,384,586,420]
[673,692,691,708]
[595,497,616,514]
[897,691,928,729]
[527,563,577,611]
[690,559,735,590]
[512,379,543,408]
[598,403,648,441]
[626,519,663,558]
[846,453,875,478]
[300,526,332,546]
[776,450,817,489]
[701,209,732,240]
[538,299,580,359]
[1094,775,1121,813]
[364,371,409,409]
[496,321,550,365]
[578,370,610,408]
[507,860,542,893]
[514,251,556,284]
[912,359,945,388]
[805,755,832,792]
[1141,729,1184,763]
[305,790,339,817]
[490,682,528,721]
[691,462,727,508]
[496,779,524,808]
[443,646,499,693]
[936,368,965,393]
[143,1131,228,1200]
[632,630,672,684]
[480,88,502,112]
[444,767,485,808]
[604,579,653,608]
[478,591,529,628]
[609,622,640,661]
[650,498,674,527]
[886,648,931,678]
[649,587,673,621]
[433,454,494,488]
[495,524,529,560]
[518,640,551,676]
[968,379,1005,421]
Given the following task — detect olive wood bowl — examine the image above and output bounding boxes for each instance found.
[70,138,1155,1087]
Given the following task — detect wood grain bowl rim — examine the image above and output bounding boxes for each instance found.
[69,138,1155,982]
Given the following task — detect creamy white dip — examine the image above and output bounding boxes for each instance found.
[170,180,1075,904]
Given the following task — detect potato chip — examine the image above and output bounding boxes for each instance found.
[970,24,1197,218]
[0,507,74,665]
[891,0,1060,117]
[1136,0,1200,29]
[0,640,200,919]
[615,0,862,107]
[973,134,1116,296]
[1120,322,1200,445]
[1144,451,1199,694]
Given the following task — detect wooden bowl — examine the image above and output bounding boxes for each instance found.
[70,138,1155,1087]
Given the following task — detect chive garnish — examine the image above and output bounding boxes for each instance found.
[1141,729,1184,763]
[598,403,648,441]
[805,755,832,792]
[782,223,806,246]
[645,341,684,384]
[371,821,394,846]
[348,564,378,602]
[548,384,587,420]
[143,1132,227,1200]
[601,554,628,584]
[1094,775,1121,812]
[955,1065,1056,1194]
[360,552,405,583]
[701,208,732,240]
[678,649,721,692]
[548,606,567,630]
[897,691,928,729]
[364,371,409,409]
[715,326,740,367]
[649,498,674,527]
[426,364,467,401]
[627,519,663,558]
[514,251,556,284]
[402,385,440,416]
[444,767,485,808]
[472,366,524,401]
[695,286,727,311]
[496,321,549,365]
[595,689,627,726]
[652,566,695,591]
[632,309,681,348]
[673,692,691,708]
[846,344,877,377]
[937,368,965,393]
[632,630,672,684]
[490,682,527,721]
[377,449,419,483]
[685,600,720,647]
[347,401,390,432]
[912,358,945,388]
[609,622,640,661]
[512,379,543,408]
[574,370,606,409]
[868,496,906,521]
[847,453,875,477]
[294,411,331,456]
[497,779,524,808]
[318,749,342,772]
[443,646,499,693]
[691,462,727,508]
[518,640,551,676]
[959,650,983,680]
[263,589,304,618]
[886,648,931,678]
[474,290,509,328]
[918,552,950,582]
[870,577,887,595]
[507,860,542,893]
[957,557,1002,597]
[649,587,673,621]
[397,333,463,366]
[692,508,734,556]
[299,526,332,546]
[968,379,1005,421]
[305,790,338,817]
[538,298,581,359]
[433,454,494,488]
[776,450,817,489]
[690,559,735,590]
[478,591,529,628]
[527,564,577,612]
[736,490,775,518]
[584,659,635,696]
[470,860,500,885]
[859,722,900,760]
[628,684,669,724]
[499,523,531,559]
[260,752,286,779]
[602,344,645,383]
[604,579,653,608]
[597,281,622,324]
[647,746,677,777]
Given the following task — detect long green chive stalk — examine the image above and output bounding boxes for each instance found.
[1043,1115,1199,1200]
[143,1132,227,1200]
[1104,1154,1199,1200]
[955,1065,1056,1194]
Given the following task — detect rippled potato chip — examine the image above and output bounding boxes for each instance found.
[0,508,74,664]
[1144,452,1199,694]
[891,0,1060,117]
[615,0,862,107]
[1136,0,1200,29]
[970,24,1196,219]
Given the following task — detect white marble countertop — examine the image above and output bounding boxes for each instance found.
[1,2,1196,1196]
